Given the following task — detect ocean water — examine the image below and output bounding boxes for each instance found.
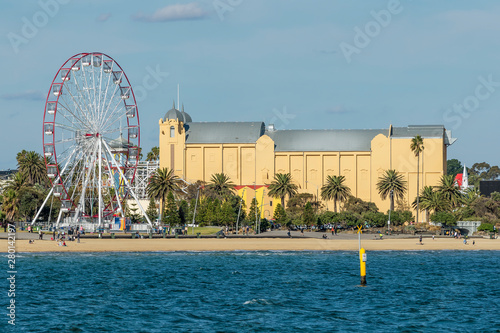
[3,251,500,332]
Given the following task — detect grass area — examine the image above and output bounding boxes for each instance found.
[189,226,221,235]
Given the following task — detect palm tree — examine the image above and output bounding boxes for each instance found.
[413,186,434,222]
[425,191,450,215]
[376,169,407,212]
[321,175,351,213]
[437,174,463,209]
[2,173,29,221]
[17,150,47,186]
[410,135,424,222]
[268,173,299,208]
[146,147,160,161]
[207,173,235,199]
[146,168,181,221]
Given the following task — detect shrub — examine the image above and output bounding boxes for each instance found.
[477,223,494,232]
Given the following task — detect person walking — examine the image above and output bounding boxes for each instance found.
[419,235,423,244]
[39,229,43,240]
[77,231,80,243]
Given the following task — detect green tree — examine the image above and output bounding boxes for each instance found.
[302,202,315,227]
[362,211,387,228]
[477,223,494,232]
[145,197,158,222]
[334,211,360,230]
[248,197,260,225]
[268,173,299,208]
[376,169,407,212]
[343,195,378,214]
[145,146,160,161]
[319,211,336,227]
[207,173,235,199]
[437,174,463,209]
[273,203,287,225]
[430,211,457,227]
[178,200,189,225]
[320,175,351,213]
[163,191,180,226]
[410,135,424,223]
[127,201,143,224]
[413,186,434,222]
[447,159,463,178]
[146,168,181,221]
[17,150,47,186]
[220,200,235,227]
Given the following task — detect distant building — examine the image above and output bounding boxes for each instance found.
[158,105,456,221]
[479,181,500,197]
[0,170,17,193]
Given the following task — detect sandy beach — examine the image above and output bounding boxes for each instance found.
[3,236,500,252]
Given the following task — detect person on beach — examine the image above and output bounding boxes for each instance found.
[432,235,435,241]
[77,231,80,243]
[419,235,423,244]
[39,229,43,240]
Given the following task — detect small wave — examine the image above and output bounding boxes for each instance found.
[243,298,270,305]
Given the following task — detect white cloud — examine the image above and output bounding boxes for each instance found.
[133,3,207,22]
[96,13,111,22]
[1,90,45,101]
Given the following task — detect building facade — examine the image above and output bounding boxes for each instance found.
[159,106,456,221]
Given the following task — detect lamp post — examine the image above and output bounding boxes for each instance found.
[306,181,319,213]
[191,186,201,235]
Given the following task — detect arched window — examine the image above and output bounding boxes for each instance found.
[170,126,175,138]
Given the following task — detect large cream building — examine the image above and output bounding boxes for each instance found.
[159,105,456,221]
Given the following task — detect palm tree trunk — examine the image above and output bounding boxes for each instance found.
[281,197,285,209]
[416,154,420,223]
[334,198,337,213]
[159,195,164,222]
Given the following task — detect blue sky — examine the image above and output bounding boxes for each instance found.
[1,0,500,170]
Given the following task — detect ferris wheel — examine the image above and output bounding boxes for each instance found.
[34,52,151,227]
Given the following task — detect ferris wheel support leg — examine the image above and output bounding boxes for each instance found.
[55,209,63,229]
[104,158,124,218]
[31,187,54,226]
[102,140,153,227]
[98,138,103,228]
[32,147,77,226]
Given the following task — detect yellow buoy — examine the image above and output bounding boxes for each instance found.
[359,247,367,285]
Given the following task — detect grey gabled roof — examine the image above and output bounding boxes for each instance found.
[266,129,386,152]
[391,125,445,138]
[185,122,265,144]
[182,123,452,151]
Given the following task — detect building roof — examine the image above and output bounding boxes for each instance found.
[266,129,386,152]
[181,123,454,151]
[391,125,445,138]
[185,122,265,144]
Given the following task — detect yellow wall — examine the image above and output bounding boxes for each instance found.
[159,121,447,222]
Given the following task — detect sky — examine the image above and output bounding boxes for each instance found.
[1,0,499,170]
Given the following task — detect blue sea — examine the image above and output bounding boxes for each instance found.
[3,251,500,332]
